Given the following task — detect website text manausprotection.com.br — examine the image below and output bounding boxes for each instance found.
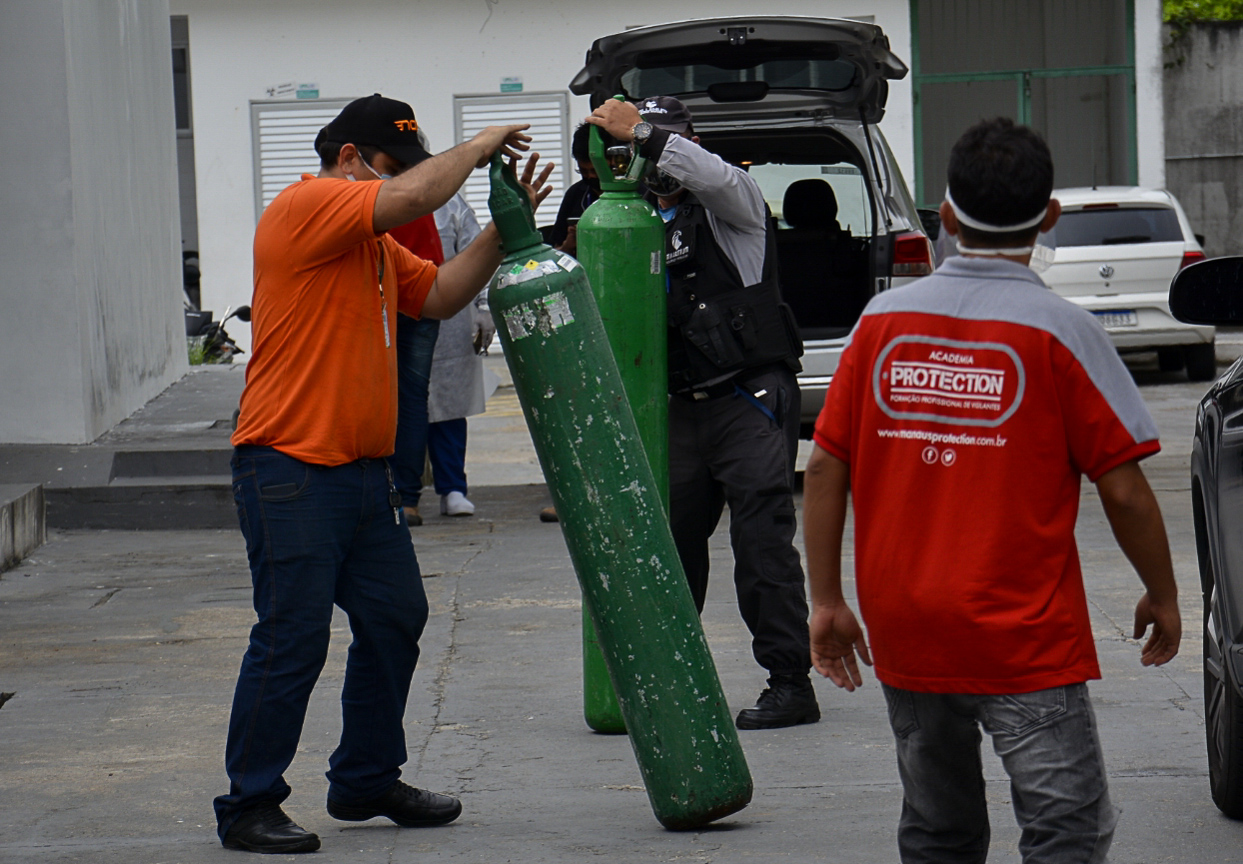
[877,428,1007,448]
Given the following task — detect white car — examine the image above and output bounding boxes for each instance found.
[1040,186,1214,380]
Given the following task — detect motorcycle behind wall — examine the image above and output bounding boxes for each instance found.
[188,304,251,364]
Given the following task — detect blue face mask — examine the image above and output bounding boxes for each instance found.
[360,156,391,180]
[345,146,392,181]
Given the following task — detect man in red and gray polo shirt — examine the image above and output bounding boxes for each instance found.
[802,117,1182,864]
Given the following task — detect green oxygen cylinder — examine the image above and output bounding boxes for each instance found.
[576,116,669,734]
[485,153,752,829]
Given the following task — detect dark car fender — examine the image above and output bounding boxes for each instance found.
[1193,377,1243,696]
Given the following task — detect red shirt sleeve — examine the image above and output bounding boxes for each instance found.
[388,213,445,265]
[813,329,861,463]
[382,236,438,319]
[1053,341,1160,481]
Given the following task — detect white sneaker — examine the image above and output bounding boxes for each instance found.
[440,491,475,517]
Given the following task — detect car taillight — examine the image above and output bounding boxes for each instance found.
[892,232,934,277]
[1180,250,1206,270]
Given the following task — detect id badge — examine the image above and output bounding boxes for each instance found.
[381,301,391,348]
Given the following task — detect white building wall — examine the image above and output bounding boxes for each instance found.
[1163,22,1243,257]
[0,0,187,444]
[171,1,913,352]
[0,1,85,440]
[1134,0,1165,189]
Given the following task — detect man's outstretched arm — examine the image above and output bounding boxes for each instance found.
[421,154,554,320]
[803,446,871,690]
[372,124,533,235]
[584,99,766,232]
[1095,459,1182,666]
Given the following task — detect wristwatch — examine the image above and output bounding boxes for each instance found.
[631,121,653,145]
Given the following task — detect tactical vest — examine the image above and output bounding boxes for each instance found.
[664,193,803,392]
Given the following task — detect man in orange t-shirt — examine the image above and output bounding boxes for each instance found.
[215,94,552,855]
[802,119,1181,863]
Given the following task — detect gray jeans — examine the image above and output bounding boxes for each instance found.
[882,683,1118,864]
[668,365,811,675]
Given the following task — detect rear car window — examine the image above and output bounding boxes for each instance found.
[621,58,858,101]
[748,163,872,237]
[1048,207,1183,247]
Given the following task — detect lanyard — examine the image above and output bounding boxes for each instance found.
[377,242,391,349]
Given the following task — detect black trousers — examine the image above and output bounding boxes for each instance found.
[668,365,812,676]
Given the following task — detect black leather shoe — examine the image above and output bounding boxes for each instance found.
[327,780,462,827]
[222,802,320,854]
[735,675,821,730]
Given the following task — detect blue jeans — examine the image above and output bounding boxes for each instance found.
[214,446,429,839]
[391,314,440,506]
[427,418,468,496]
[883,682,1117,864]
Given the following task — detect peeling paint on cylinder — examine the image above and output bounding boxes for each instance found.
[485,152,752,830]
[575,129,670,737]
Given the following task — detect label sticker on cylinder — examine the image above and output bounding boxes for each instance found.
[499,259,561,287]
[502,291,576,340]
[542,292,574,330]
[650,251,661,275]
[557,254,580,272]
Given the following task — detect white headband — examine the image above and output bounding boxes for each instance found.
[954,241,1035,257]
[945,188,1047,233]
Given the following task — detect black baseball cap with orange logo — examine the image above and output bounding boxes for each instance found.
[314,93,433,166]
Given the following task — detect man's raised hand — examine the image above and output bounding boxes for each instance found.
[586,99,643,142]
[473,124,533,168]
[514,152,555,211]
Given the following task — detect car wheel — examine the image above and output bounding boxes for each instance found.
[1186,342,1218,382]
[1158,347,1185,372]
[1204,556,1243,818]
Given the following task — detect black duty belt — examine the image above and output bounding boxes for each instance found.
[673,363,785,402]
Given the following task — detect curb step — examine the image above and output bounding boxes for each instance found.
[47,449,236,530]
[46,484,237,530]
[1,484,46,571]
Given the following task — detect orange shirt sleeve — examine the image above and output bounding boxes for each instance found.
[276,177,385,267]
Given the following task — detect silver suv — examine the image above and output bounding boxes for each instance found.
[570,16,931,434]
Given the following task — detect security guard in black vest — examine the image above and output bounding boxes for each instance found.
[587,96,818,730]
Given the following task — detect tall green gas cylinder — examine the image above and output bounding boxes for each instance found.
[485,153,751,829]
[576,119,669,734]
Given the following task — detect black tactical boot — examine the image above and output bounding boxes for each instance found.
[735,673,821,730]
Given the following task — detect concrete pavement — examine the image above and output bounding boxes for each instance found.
[3,355,1243,861]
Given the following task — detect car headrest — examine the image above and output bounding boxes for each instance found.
[783,179,839,229]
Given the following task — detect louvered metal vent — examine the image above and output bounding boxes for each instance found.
[453,92,571,222]
[250,100,352,217]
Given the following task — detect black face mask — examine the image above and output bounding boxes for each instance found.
[645,167,683,198]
